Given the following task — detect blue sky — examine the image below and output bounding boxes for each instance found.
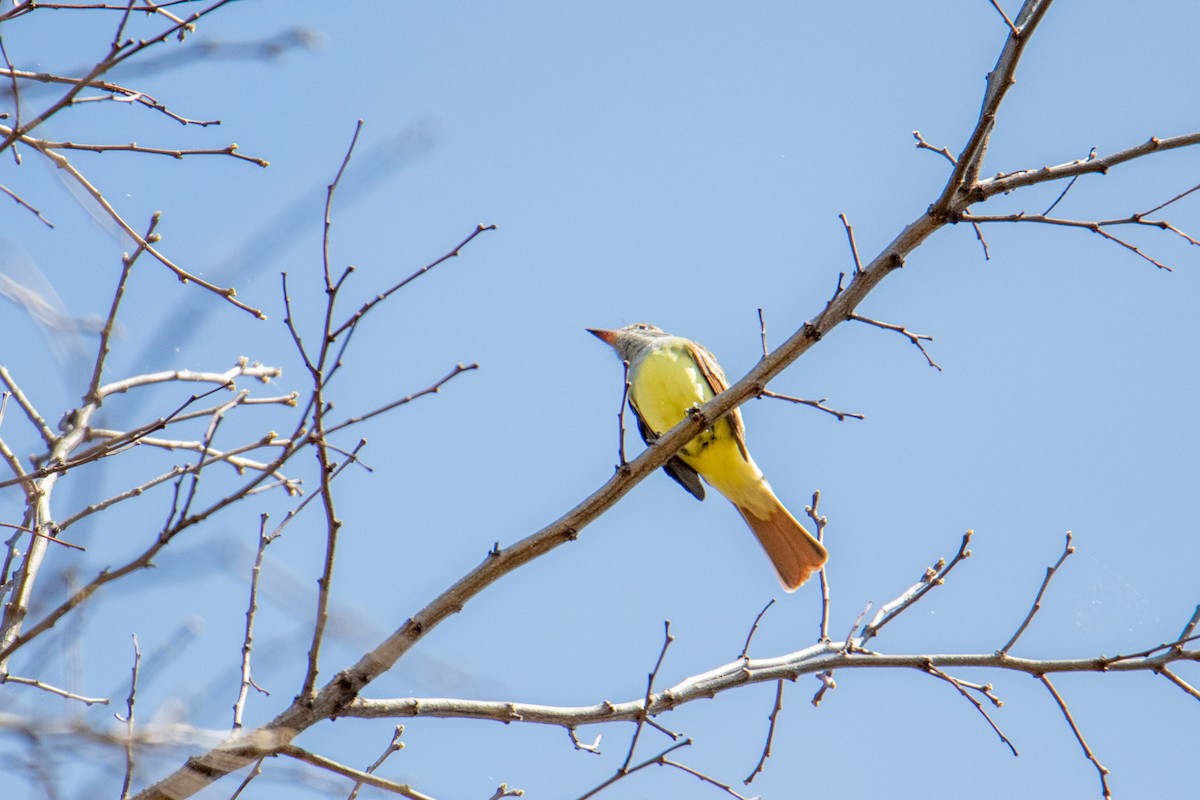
[2,2,1198,798]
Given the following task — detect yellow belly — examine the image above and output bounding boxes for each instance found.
[630,344,769,513]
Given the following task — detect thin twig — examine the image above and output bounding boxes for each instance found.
[838,213,865,272]
[1038,674,1112,799]
[740,598,776,658]
[0,672,108,704]
[806,491,832,642]
[620,620,675,772]
[849,312,942,371]
[962,211,1184,271]
[757,307,768,356]
[923,661,1017,756]
[912,130,957,165]
[347,726,406,800]
[1042,148,1095,215]
[279,744,437,800]
[999,531,1074,655]
[0,182,53,226]
[662,758,753,800]
[617,359,631,467]
[859,531,973,649]
[568,726,603,754]
[329,223,497,340]
[233,514,272,730]
[87,212,160,405]
[575,740,691,800]
[117,633,141,799]
[743,679,784,785]
[1158,667,1200,701]
[758,389,864,421]
[324,364,479,436]
[987,0,1020,37]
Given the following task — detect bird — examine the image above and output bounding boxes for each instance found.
[588,322,828,591]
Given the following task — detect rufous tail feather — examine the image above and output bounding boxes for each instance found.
[735,502,828,591]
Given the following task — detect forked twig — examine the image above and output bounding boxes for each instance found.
[848,312,942,371]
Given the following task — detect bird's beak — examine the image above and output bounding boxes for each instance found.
[586,328,619,346]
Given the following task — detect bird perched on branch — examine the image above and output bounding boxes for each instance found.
[589,323,827,590]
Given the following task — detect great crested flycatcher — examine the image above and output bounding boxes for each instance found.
[588,323,828,591]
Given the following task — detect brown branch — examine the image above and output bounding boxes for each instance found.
[758,389,864,421]
[0,182,53,227]
[278,744,437,800]
[987,0,1020,37]
[31,137,268,165]
[14,138,265,315]
[977,131,1200,200]
[616,359,631,467]
[807,491,832,643]
[922,661,1017,756]
[838,212,865,272]
[117,634,142,800]
[739,598,775,659]
[329,223,497,340]
[999,531,1074,655]
[961,211,1186,270]
[0,672,108,704]
[858,531,973,649]
[347,726,407,800]
[848,312,941,370]
[743,679,784,785]
[1158,667,1200,702]
[620,620,675,772]
[662,757,753,800]
[324,363,479,436]
[933,0,1053,211]
[0,0,239,150]
[575,740,691,800]
[1038,675,1111,799]
[87,212,160,405]
[233,514,272,731]
[912,130,957,165]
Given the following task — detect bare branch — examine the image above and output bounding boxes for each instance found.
[117,634,142,800]
[31,136,268,166]
[278,744,438,800]
[987,0,1020,37]
[0,672,108,705]
[739,598,775,659]
[620,620,675,772]
[838,212,865,273]
[922,661,1017,756]
[807,491,832,643]
[758,389,864,421]
[743,679,784,785]
[0,182,53,227]
[329,223,497,340]
[347,726,407,800]
[912,130,957,165]
[848,312,942,371]
[961,211,1185,271]
[999,531,1074,655]
[858,531,972,649]
[1038,675,1112,799]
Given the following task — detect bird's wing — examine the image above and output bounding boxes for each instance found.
[630,395,705,501]
[685,339,751,462]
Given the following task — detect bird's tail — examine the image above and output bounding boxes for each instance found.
[735,498,828,592]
